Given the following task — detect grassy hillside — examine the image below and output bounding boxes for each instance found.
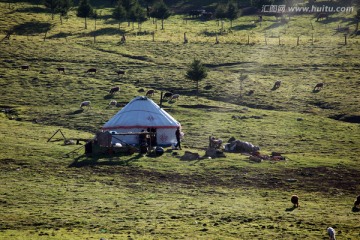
[1,1,360,239]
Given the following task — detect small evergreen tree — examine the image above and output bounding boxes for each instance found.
[226,1,239,28]
[128,2,147,29]
[113,1,127,29]
[77,0,94,29]
[57,0,72,24]
[185,59,208,96]
[44,0,59,20]
[150,0,171,30]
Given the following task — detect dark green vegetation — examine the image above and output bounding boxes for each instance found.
[1,1,360,239]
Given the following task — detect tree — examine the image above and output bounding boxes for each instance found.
[226,1,239,28]
[77,0,94,29]
[185,59,208,96]
[150,0,171,30]
[44,0,59,20]
[57,0,72,24]
[128,2,147,30]
[356,8,360,32]
[113,2,127,30]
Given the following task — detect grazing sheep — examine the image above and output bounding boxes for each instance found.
[168,93,180,102]
[115,70,126,76]
[56,67,65,74]
[163,92,173,99]
[291,195,299,208]
[146,89,155,97]
[273,80,281,89]
[80,101,91,109]
[86,68,97,74]
[108,100,117,107]
[21,65,29,70]
[354,195,360,208]
[314,82,324,91]
[109,86,120,95]
[327,227,336,240]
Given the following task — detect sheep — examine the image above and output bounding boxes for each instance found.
[56,67,65,74]
[168,94,180,102]
[86,68,97,74]
[108,100,117,107]
[273,80,281,89]
[115,70,126,76]
[354,195,360,208]
[327,227,336,240]
[291,195,299,208]
[21,65,29,70]
[314,82,324,91]
[109,86,120,95]
[146,89,155,97]
[80,101,91,109]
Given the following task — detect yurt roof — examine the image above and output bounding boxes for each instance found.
[102,96,180,130]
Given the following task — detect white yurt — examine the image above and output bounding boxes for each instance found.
[102,96,181,146]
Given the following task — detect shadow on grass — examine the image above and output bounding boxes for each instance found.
[68,153,143,167]
[264,22,286,31]
[88,27,124,37]
[15,6,48,14]
[11,21,53,35]
[66,109,84,115]
[285,206,297,212]
[48,32,72,39]
[231,24,257,31]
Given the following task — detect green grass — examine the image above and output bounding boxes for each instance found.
[1,2,360,239]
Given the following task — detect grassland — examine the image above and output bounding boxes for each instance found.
[1,1,360,239]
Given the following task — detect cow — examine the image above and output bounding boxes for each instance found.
[354,195,360,208]
[80,101,91,109]
[108,100,117,107]
[146,89,155,97]
[21,65,29,70]
[316,13,328,21]
[109,86,120,95]
[273,80,281,89]
[56,67,65,74]
[163,92,173,100]
[115,70,126,76]
[291,195,299,208]
[86,68,97,74]
[314,82,324,91]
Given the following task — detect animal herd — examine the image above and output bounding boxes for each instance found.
[289,194,359,240]
[249,80,324,94]
[20,64,126,77]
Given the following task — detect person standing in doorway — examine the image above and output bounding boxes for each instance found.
[175,127,181,150]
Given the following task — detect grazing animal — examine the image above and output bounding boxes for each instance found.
[21,65,29,70]
[314,82,324,91]
[108,100,117,107]
[316,13,328,21]
[354,195,360,208]
[327,227,336,240]
[56,67,65,74]
[146,89,155,97]
[115,70,126,76]
[163,92,173,99]
[80,101,91,109]
[86,68,97,74]
[291,195,299,208]
[273,80,281,89]
[247,90,255,96]
[168,94,180,102]
[109,86,120,95]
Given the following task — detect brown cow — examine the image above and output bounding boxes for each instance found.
[56,67,65,74]
[146,89,155,97]
[115,70,126,76]
[273,80,281,89]
[21,65,29,70]
[314,82,324,91]
[86,68,97,74]
[291,195,299,208]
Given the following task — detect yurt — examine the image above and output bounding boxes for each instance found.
[102,96,181,146]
